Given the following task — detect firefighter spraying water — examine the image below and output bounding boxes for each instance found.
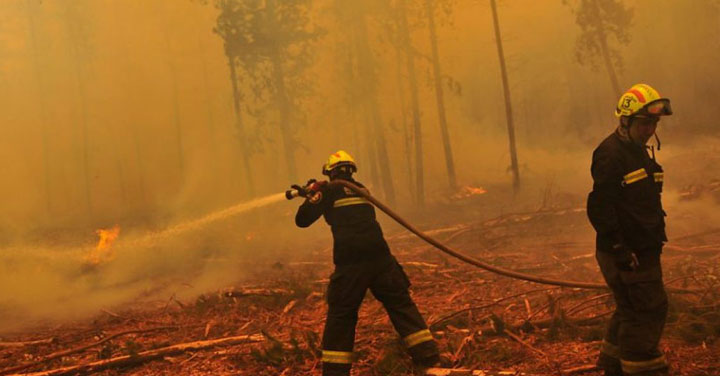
[287,150,440,376]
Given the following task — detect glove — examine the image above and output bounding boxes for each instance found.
[612,243,640,271]
[290,180,327,199]
[306,179,327,196]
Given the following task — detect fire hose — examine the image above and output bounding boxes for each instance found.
[287,180,698,294]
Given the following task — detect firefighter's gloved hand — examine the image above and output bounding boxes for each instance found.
[612,243,640,271]
[291,184,308,198]
[306,180,327,195]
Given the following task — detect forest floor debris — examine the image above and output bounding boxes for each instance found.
[1,203,719,375]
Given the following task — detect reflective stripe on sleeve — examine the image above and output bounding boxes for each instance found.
[333,197,370,208]
[621,354,668,374]
[403,329,434,348]
[322,350,354,364]
[654,172,664,182]
[623,168,648,185]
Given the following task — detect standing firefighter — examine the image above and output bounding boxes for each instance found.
[587,84,672,376]
[291,150,439,376]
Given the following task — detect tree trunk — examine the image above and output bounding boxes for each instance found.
[197,43,221,194]
[425,0,457,190]
[490,0,520,193]
[63,4,93,217]
[590,0,622,97]
[363,119,382,195]
[76,74,93,216]
[131,128,147,204]
[161,31,185,184]
[267,0,298,184]
[25,0,52,213]
[270,55,298,184]
[227,57,255,197]
[110,2,146,207]
[150,1,187,192]
[371,108,396,205]
[394,43,416,203]
[194,15,218,153]
[355,12,396,205]
[399,0,425,206]
[17,334,264,376]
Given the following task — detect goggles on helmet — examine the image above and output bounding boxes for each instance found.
[637,99,672,117]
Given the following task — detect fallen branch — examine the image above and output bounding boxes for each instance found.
[664,244,720,255]
[473,310,614,337]
[12,334,264,376]
[404,261,441,269]
[429,287,561,328]
[672,228,720,242]
[564,293,612,317]
[0,326,180,375]
[0,338,55,348]
[560,364,600,375]
[503,329,547,357]
[223,288,294,298]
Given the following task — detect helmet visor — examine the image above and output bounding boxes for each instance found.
[641,99,672,116]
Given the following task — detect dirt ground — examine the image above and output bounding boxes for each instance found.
[1,189,719,376]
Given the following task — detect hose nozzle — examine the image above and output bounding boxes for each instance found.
[285,189,300,200]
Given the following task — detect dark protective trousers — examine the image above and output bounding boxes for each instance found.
[321,256,438,376]
[596,249,669,375]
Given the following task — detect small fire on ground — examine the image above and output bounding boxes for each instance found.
[452,185,487,200]
[86,225,121,266]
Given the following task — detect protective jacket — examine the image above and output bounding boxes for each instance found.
[295,178,390,265]
[587,130,666,253]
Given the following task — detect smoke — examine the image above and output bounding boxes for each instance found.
[0,193,299,333]
[0,0,718,332]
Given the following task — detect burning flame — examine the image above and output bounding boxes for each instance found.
[452,185,487,200]
[86,225,121,265]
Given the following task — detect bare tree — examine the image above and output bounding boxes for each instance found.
[109,1,147,206]
[24,0,52,212]
[214,0,319,187]
[329,0,396,205]
[424,0,457,190]
[396,0,425,206]
[62,0,95,216]
[329,6,381,191]
[353,9,397,205]
[213,0,259,196]
[565,0,633,97]
[489,0,520,193]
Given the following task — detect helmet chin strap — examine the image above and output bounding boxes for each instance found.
[654,132,661,151]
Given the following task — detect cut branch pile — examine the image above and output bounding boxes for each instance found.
[1,203,718,375]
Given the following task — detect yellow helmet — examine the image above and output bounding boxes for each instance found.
[615,83,672,118]
[322,150,357,176]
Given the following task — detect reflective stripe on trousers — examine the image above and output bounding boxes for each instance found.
[321,350,354,364]
[404,329,434,348]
